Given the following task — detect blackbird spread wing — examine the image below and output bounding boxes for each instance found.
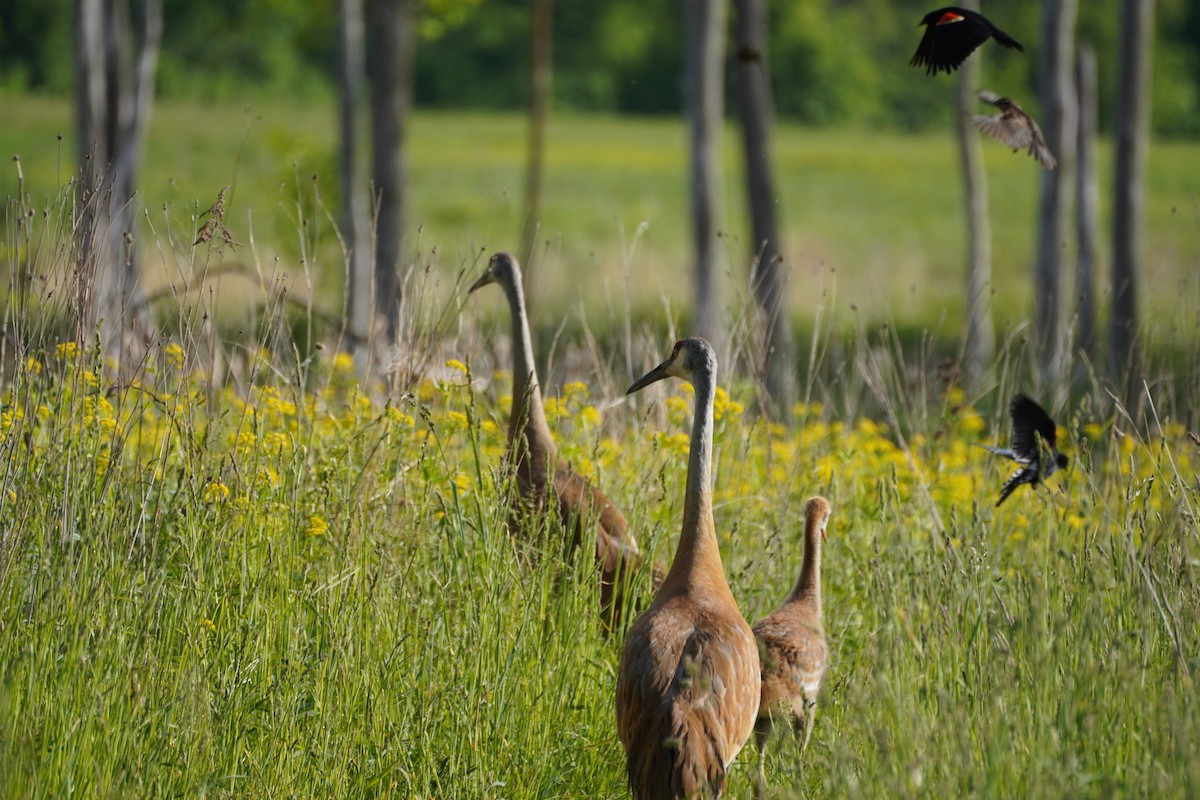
[1010,394,1057,461]
[996,464,1038,506]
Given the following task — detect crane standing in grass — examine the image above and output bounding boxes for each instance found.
[468,252,642,627]
[617,338,760,799]
[751,496,831,799]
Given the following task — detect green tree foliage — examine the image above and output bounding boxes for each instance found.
[1,0,1197,133]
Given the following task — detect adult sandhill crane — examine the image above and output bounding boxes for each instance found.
[469,252,642,626]
[617,337,760,799]
[751,496,831,800]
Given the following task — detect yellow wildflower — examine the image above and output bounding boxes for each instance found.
[200,618,216,632]
[234,430,257,454]
[959,414,986,435]
[445,358,469,375]
[164,343,186,368]
[332,352,355,373]
[25,357,42,375]
[579,406,601,427]
[307,515,329,536]
[387,407,416,427]
[440,410,469,433]
[203,482,231,504]
[256,467,281,489]
[55,341,79,360]
[262,431,293,453]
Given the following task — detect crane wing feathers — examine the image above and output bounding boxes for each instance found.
[617,601,760,798]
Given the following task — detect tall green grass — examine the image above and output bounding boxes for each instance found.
[2,99,1199,799]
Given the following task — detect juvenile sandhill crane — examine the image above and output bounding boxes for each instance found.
[469,252,641,626]
[617,337,760,799]
[751,496,831,799]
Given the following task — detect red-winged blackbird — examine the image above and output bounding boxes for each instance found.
[982,394,1069,506]
[910,7,1024,76]
[974,90,1057,170]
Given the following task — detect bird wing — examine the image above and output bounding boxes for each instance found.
[617,600,760,798]
[974,112,1034,151]
[1026,116,1058,170]
[996,464,1038,506]
[977,89,1003,106]
[1010,394,1059,456]
[979,444,1025,463]
[754,616,826,713]
[926,14,993,74]
[908,24,939,72]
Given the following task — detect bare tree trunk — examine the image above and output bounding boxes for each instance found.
[518,0,554,285]
[73,0,161,362]
[1110,0,1154,396]
[683,0,726,343]
[955,0,992,390]
[366,0,415,344]
[1074,43,1099,363]
[732,0,795,419]
[338,0,372,359]
[74,0,107,331]
[1033,0,1077,386]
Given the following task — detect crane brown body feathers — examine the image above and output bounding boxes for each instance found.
[470,253,642,625]
[751,497,831,798]
[617,338,760,799]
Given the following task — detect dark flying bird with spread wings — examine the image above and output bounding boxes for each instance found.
[974,90,1057,170]
[982,394,1069,506]
[910,7,1024,76]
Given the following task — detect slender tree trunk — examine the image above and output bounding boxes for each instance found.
[366,0,415,344]
[683,0,726,342]
[74,0,107,331]
[518,0,554,285]
[338,0,372,358]
[732,0,795,419]
[73,0,161,361]
[1034,0,1077,386]
[956,0,992,390]
[1074,43,1099,363]
[1110,0,1154,396]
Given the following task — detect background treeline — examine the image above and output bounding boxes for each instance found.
[2,0,1198,134]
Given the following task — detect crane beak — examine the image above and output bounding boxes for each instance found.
[468,272,495,294]
[627,357,673,395]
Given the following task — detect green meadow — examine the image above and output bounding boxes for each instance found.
[3,93,1199,338]
[2,94,1199,798]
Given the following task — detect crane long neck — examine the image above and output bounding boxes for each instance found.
[503,275,552,451]
[669,364,723,585]
[789,518,822,612]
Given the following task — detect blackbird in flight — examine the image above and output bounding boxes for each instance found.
[982,394,1069,507]
[910,7,1024,76]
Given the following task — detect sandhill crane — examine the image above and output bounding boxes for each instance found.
[617,337,760,799]
[469,252,642,626]
[751,496,831,799]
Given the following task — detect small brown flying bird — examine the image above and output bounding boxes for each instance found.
[974,90,1057,170]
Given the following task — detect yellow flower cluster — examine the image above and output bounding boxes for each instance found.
[4,344,1195,570]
